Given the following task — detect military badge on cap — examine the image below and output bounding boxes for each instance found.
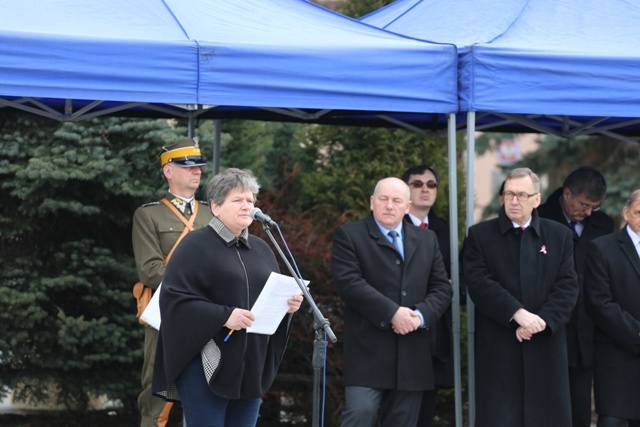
[159,138,207,167]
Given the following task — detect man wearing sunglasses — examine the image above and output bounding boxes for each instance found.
[538,166,614,427]
[401,164,452,427]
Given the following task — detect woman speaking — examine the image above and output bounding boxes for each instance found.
[153,168,303,426]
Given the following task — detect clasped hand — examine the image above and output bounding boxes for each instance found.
[512,308,546,342]
[391,307,421,335]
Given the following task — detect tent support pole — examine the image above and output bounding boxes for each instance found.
[447,113,463,427]
[466,111,477,427]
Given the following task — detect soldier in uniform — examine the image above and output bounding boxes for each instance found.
[132,139,213,427]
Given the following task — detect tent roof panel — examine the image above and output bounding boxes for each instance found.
[361,0,527,46]
[363,0,640,119]
[1,0,458,119]
[164,0,458,113]
[1,0,188,40]
[468,0,640,115]
[489,0,640,53]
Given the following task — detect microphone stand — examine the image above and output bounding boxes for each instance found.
[259,221,337,427]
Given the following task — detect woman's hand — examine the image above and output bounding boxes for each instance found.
[224,308,255,330]
[287,294,304,313]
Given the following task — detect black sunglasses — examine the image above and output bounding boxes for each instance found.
[408,180,438,189]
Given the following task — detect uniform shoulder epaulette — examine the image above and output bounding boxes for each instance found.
[141,201,161,208]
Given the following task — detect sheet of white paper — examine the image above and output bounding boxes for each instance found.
[247,272,308,335]
[140,283,161,330]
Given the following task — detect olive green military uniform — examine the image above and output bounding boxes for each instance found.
[132,192,212,427]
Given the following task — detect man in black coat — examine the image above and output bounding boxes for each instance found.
[584,189,640,427]
[401,164,452,427]
[332,177,453,427]
[537,166,614,427]
[464,167,578,427]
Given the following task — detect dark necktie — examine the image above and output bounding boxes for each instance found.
[569,221,579,240]
[388,230,403,259]
[419,222,428,229]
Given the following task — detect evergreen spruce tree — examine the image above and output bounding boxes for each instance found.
[0,111,194,411]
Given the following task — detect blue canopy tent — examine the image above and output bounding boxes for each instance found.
[363,0,640,141]
[1,1,462,424]
[0,0,199,119]
[464,0,640,119]
[362,1,640,425]
[0,0,458,128]
[168,0,457,119]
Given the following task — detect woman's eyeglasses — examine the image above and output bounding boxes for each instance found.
[408,180,438,189]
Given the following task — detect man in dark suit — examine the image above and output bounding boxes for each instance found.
[332,177,453,427]
[464,167,578,427]
[401,164,452,427]
[584,189,640,427]
[537,166,614,427]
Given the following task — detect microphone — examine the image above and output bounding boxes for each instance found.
[250,208,277,227]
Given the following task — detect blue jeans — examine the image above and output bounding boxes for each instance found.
[175,355,261,427]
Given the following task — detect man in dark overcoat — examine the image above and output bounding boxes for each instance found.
[584,189,640,427]
[332,177,453,427]
[537,166,614,427]
[464,167,578,427]
[401,164,453,427]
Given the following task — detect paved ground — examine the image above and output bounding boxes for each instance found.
[0,388,599,426]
